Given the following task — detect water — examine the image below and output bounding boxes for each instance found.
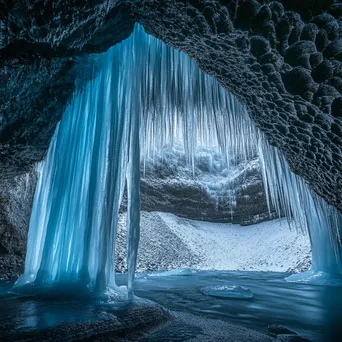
[3,270,342,340]
[117,270,342,341]
[200,285,254,299]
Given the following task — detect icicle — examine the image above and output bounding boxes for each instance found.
[126,108,141,299]
[258,134,342,284]
[126,32,142,299]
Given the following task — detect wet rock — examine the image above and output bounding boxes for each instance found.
[268,324,298,337]
[0,296,173,342]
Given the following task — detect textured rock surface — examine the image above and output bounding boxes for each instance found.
[121,158,276,225]
[0,0,341,211]
[0,169,37,280]
[0,0,134,179]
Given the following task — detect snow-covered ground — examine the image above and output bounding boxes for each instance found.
[116,211,311,274]
[157,212,311,273]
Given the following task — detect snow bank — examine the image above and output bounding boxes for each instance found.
[116,211,311,274]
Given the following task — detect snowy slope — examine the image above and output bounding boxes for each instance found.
[157,212,311,273]
[116,211,311,274]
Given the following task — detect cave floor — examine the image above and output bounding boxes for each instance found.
[1,271,342,341]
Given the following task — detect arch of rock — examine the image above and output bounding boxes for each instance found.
[0,0,341,211]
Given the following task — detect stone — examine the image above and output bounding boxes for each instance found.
[331,98,342,118]
[282,67,316,97]
[0,0,341,217]
[0,295,173,342]
[250,36,271,57]
[329,3,342,19]
[315,29,329,51]
[323,38,342,59]
[309,52,323,68]
[284,40,316,67]
[300,23,319,41]
[268,324,298,337]
[312,60,334,83]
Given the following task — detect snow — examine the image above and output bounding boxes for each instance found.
[116,211,311,274]
[155,212,311,273]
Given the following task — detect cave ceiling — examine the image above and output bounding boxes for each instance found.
[0,0,341,211]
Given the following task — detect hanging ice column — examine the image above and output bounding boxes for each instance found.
[258,137,342,284]
[136,27,342,284]
[14,28,144,296]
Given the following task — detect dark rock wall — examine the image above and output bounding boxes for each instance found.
[121,158,276,225]
[0,169,37,280]
[0,1,134,179]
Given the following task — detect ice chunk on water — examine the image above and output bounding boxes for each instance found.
[200,285,253,299]
[149,268,198,277]
[286,270,342,286]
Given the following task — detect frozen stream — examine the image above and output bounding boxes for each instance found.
[117,270,342,341]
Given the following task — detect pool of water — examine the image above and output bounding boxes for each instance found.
[1,270,342,341]
[117,270,342,341]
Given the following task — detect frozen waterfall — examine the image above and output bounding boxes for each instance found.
[14,27,143,297]
[14,25,342,295]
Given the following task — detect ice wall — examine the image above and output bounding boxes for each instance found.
[14,28,142,297]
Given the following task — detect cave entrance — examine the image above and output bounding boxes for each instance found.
[12,25,341,299]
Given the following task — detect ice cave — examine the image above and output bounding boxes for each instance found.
[1,1,342,341]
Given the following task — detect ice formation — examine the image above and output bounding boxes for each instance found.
[200,285,253,299]
[14,28,143,297]
[15,24,342,295]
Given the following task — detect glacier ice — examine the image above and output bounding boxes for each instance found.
[14,24,342,296]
